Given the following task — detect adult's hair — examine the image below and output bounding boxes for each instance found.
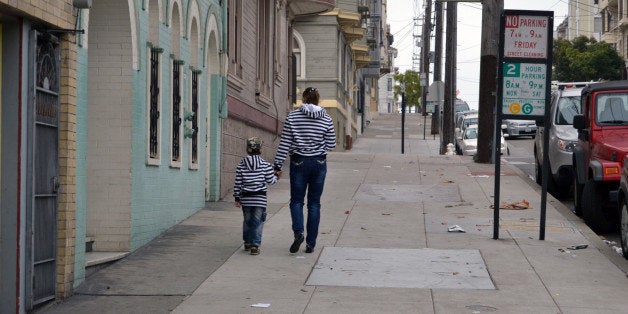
[302,87,320,105]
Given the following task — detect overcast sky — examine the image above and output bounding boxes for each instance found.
[387,0,569,109]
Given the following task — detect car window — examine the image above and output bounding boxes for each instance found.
[595,93,628,125]
[455,102,470,112]
[464,127,478,139]
[555,96,581,125]
[463,117,478,128]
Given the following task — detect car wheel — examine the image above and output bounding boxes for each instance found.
[573,174,583,216]
[582,179,614,233]
[621,199,628,259]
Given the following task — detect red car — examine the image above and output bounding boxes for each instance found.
[573,81,628,233]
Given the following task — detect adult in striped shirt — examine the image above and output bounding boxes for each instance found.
[274,87,336,254]
[234,137,279,255]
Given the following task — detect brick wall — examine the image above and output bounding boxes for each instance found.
[57,35,78,299]
[1,0,75,29]
[86,0,134,252]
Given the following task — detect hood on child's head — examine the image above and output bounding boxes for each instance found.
[244,155,263,171]
[300,103,326,119]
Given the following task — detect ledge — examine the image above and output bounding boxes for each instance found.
[85,251,129,267]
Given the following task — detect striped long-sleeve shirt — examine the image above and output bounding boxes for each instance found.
[274,103,336,170]
[233,155,278,208]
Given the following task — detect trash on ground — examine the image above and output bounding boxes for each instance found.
[490,199,530,210]
[567,244,588,250]
[612,246,623,255]
[382,212,392,215]
[440,179,455,183]
[295,256,305,259]
[345,210,351,214]
[448,225,466,233]
[251,303,271,308]
[467,173,490,178]
[603,239,617,246]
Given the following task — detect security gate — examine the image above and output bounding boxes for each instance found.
[25,30,60,309]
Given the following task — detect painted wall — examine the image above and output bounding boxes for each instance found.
[0,17,20,312]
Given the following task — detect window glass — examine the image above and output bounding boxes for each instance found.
[595,93,628,124]
[555,96,581,125]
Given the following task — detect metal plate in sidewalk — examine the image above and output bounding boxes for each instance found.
[307,247,494,290]
[355,184,461,203]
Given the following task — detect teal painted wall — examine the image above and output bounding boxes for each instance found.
[129,1,224,250]
[70,0,225,287]
[73,44,89,287]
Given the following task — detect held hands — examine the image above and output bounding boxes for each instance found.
[234,201,241,208]
[275,170,283,180]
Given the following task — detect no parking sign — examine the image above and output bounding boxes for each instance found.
[495,10,553,241]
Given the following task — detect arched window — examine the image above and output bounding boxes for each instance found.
[293,31,306,79]
[170,2,182,166]
[147,0,163,165]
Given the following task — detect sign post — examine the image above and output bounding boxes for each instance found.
[495,10,553,240]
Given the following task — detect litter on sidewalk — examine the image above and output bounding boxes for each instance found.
[489,199,530,210]
[567,244,588,250]
[250,303,271,308]
[448,225,466,233]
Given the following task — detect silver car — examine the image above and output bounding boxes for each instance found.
[534,86,583,196]
[503,119,537,138]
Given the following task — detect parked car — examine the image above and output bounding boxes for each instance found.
[454,112,478,155]
[455,99,470,113]
[573,81,628,233]
[534,85,584,197]
[503,119,537,138]
[619,158,628,259]
[458,124,507,156]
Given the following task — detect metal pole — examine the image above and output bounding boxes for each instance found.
[401,91,406,154]
[421,0,432,140]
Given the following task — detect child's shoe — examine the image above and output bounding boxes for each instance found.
[244,243,252,251]
[250,247,260,255]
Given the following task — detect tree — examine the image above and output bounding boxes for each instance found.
[393,70,423,112]
[553,36,625,82]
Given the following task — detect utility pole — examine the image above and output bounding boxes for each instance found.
[412,0,422,72]
[431,0,443,135]
[441,0,456,154]
[420,0,432,139]
[475,0,503,163]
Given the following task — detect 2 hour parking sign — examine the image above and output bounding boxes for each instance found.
[502,62,546,116]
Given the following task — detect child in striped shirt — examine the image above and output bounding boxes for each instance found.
[233,137,279,255]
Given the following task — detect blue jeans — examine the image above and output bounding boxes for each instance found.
[289,156,327,248]
[242,206,266,247]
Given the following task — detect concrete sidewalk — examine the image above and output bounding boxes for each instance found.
[42,114,628,313]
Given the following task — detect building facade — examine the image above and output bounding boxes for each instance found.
[599,0,628,74]
[567,0,599,40]
[0,0,81,311]
[1,0,227,311]
[291,0,388,149]
[221,0,336,199]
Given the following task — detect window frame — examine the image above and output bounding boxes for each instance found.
[146,44,163,166]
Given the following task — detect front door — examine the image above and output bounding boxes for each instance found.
[25,30,60,309]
